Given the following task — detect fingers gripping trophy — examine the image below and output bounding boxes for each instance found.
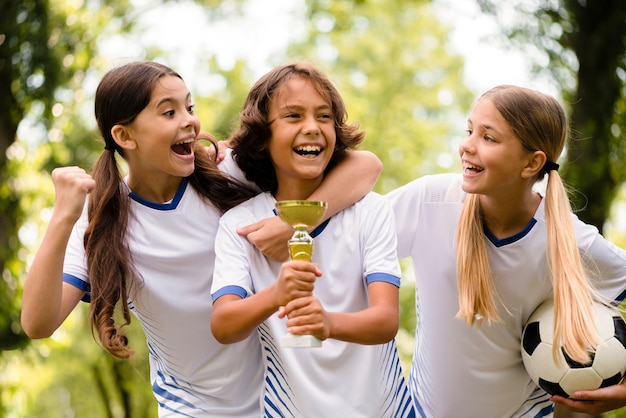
[275,200,328,348]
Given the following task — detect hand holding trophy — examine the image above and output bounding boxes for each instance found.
[275,200,328,347]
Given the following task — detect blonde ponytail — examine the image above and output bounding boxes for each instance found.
[456,193,501,325]
[544,169,600,364]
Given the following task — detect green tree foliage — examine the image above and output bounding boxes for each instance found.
[476,0,626,232]
[289,0,475,193]
[3,304,155,417]
[194,57,259,141]
[0,0,59,353]
[0,0,133,352]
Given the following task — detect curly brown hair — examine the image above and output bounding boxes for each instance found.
[230,62,365,194]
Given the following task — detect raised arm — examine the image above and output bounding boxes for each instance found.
[238,150,383,260]
[309,149,382,219]
[21,167,93,338]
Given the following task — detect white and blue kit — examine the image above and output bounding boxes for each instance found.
[62,177,263,417]
[211,191,416,418]
[386,173,626,418]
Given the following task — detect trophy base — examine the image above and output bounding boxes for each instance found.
[282,334,322,348]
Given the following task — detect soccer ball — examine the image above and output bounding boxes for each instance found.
[521,299,626,398]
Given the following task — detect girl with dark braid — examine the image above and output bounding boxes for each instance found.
[21,61,382,417]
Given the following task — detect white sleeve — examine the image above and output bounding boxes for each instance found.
[385,179,423,259]
[576,217,626,302]
[63,203,89,284]
[218,148,260,192]
[211,208,255,299]
[360,193,402,283]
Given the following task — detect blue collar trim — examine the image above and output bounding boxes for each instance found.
[129,178,188,210]
[484,218,537,247]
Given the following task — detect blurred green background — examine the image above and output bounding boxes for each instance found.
[2,0,626,416]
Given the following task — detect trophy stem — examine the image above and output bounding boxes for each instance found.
[288,228,314,261]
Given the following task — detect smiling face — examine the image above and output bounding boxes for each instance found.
[118,75,201,200]
[267,76,336,200]
[458,98,534,199]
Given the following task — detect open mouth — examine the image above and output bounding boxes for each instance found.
[172,139,194,155]
[294,145,322,157]
[464,163,484,173]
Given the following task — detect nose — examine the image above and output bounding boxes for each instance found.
[459,132,476,156]
[183,111,200,133]
[302,115,320,135]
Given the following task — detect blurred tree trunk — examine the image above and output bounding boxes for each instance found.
[0,0,53,351]
[562,0,626,231]
[92,363,115,418]
[0,0,134,351]
[477,0,626,233]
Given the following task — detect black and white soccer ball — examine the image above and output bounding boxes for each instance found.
[521,299,626,398]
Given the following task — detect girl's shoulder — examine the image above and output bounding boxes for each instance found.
[218,148,261,192]
[350,191,391,218]
[220,191,271,225]
[387,173,464,204]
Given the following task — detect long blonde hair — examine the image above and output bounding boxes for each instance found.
[455,85,600,364]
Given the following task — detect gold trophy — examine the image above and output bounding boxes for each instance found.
[275,200,328,347]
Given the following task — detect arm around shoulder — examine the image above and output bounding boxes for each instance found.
[308,150,382,219]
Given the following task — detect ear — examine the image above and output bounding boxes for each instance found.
[111,124,137,151]
[521,150,547,179]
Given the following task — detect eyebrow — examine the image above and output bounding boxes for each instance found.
[467,118,502,135]
[155,92,192,108]
[279,103,332,112]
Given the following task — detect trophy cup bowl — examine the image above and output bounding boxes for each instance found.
[275,200,327,261]
[275,200,328,230]
[275,200,328,347]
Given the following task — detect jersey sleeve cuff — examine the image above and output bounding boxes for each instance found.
[63,273,91,302]
[365,272,401,288]
[212,285,247,302]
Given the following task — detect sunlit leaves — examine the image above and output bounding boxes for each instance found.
[289,0,473,192]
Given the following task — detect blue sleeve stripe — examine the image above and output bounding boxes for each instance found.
[63,273,91,302]
[366,272,401,288]
[211,285,247,302]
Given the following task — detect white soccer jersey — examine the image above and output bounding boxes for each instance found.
[63,178,263,417]
[218,147,250,184]
[386,173,626,418]
[212,192,416,418]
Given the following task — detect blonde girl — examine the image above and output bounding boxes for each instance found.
[387,85,626,417]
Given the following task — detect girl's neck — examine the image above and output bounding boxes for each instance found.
[127,173,183,203]
[479,190,541,239]
[274,177,323,202]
